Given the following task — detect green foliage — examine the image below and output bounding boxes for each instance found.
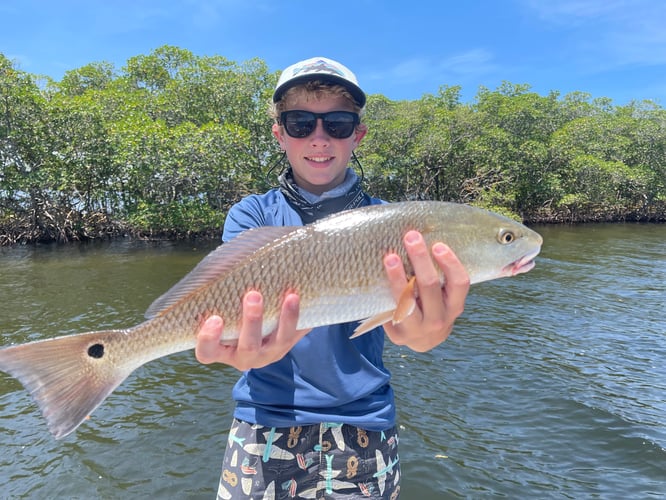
[55,62,116,96]
[1,47,665,244]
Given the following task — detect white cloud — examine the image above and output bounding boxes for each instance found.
[521,0,632,21]
[369,49,497,88]
[388,58,431,82]
[440,49,497,76]
[520,0,666,67]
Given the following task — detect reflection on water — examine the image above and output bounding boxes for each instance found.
[0,225,665,498]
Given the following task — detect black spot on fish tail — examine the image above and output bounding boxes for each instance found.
[87,343,105,359]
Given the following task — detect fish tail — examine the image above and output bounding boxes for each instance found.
[0,330,137,439]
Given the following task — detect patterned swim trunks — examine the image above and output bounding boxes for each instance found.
[216,418,400,499]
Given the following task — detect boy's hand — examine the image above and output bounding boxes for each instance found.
[195,291,310,370]
[195,229,469,367]
[382,230,470,352]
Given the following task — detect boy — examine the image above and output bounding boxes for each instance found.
[196,57,470,499]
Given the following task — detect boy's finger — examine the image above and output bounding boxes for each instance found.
[236,290,265,352]
[195,315,224,364]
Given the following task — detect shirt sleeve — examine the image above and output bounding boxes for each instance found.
[222,195,267,243]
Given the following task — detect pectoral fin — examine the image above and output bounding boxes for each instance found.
[351,311,395,338]
[393,276,417,323]
[350,276,419,339]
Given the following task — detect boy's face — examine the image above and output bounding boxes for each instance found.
[272,93,367,195]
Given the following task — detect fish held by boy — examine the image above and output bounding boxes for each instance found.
[0,201,543,439]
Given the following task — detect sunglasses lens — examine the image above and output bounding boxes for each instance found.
[281,111,359,139]
[282,111,316,138]
[322,112,357,139]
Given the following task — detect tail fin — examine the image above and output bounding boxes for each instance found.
[0,330,136,439]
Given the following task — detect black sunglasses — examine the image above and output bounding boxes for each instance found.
[279,110,360,139]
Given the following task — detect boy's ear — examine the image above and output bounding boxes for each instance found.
[272,123,286,149]
[353,124,368,147]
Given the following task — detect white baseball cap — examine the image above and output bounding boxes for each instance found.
[273,56,366,107]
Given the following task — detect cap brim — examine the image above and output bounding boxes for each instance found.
[273,74,366,107]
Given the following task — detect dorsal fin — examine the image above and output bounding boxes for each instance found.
[144,226,298,319]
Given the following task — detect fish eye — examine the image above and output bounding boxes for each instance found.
[498,229,516,244]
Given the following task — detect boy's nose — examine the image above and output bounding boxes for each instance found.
[309,118,330,142]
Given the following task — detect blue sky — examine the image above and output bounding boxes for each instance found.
[2,0,665,105]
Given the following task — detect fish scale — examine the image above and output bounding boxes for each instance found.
[0,201,542,439]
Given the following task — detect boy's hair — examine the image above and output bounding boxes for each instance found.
[269,81,365,122]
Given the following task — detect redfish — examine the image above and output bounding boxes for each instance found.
[0,201,542,439]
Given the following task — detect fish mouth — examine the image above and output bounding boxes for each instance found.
[504,249,541,276]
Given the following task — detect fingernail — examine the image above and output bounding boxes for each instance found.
[433,243,449,256]
[246,292,262,305]
[286,294,299,311]
[405,231,420,245]
[385,254,401,268]
[207,315,223,328]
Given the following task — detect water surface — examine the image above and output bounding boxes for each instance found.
[0,225,664,498]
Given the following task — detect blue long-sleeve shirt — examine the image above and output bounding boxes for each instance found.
[223,187,396,431]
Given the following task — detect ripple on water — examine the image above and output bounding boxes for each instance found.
[1,228,665,498]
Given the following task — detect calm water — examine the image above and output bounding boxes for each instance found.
[0,224,664,499]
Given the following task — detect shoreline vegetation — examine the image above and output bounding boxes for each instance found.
[1,46,664,245]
